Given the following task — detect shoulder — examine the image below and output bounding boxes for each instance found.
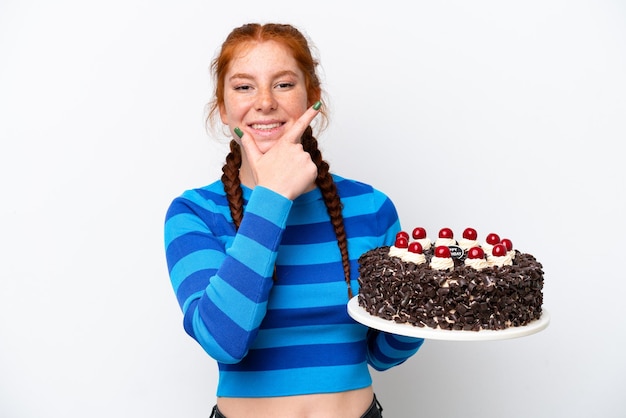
[332,174,393,204]
[332,174,400,244]
[179,180,227,203]
[169,180,227,208]
[332,174,398,224]
[164,180,236,240]
[165,180,231,221]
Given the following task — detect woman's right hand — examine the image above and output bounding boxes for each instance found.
[236,104,321,200]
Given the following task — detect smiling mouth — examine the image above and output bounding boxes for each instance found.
[250,122,282,130]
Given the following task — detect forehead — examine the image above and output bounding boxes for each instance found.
[228,40,301,76]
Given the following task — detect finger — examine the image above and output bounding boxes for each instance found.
[235,127,262,162]
[283,101,322,144]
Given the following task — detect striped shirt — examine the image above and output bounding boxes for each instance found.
[164,174,423,397]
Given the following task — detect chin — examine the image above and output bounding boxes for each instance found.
[253,137,279,153]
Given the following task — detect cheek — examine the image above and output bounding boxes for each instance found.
[220,95,250,125]
[219,104,228,125]
[219,100,240,125]
[286,98,309,118]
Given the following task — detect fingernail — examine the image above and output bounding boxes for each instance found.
[312,101,322,111]
[234,127,243,139]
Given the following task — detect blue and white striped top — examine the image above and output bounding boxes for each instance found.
[164,174,423,397]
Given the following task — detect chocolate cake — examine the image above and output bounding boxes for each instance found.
[357,228,544,331]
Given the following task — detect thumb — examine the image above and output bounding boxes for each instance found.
[235,127,262,162]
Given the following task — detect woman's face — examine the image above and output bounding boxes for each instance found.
[219,40,309,154]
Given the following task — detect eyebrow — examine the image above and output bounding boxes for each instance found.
[228,70,299,82]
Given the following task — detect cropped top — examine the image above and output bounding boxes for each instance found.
[164,174,423,397]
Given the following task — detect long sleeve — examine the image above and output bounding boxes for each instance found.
[165,185,292,363]
[366,331,424,371]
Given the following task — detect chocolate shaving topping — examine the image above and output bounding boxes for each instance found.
[357,247,544,331]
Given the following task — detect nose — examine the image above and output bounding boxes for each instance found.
[255,88,277,112]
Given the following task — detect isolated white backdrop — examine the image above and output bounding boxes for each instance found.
[1,1,625,417]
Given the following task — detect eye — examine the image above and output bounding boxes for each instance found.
[276,82,295,89]
[234,84,252,91]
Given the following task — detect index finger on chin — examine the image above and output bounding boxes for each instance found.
[285,102,322,144]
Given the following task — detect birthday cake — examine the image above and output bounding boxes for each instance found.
[357,227,544,331]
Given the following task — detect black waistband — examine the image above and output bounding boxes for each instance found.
[210,394,382,418]
[361,394,383,418]
[210,404,226,418]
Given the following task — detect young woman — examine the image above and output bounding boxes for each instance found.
[164,23,424,418]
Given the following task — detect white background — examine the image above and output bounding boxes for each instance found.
[1,1,625,417]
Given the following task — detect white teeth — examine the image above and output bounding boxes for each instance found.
[251,123,281,130]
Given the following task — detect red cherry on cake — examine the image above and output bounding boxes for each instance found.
[434,245,451,258]
[486,233,501,245]
[491,243,508,257]
[408,241,423,254]
[438,228,454,239]
[394,236,409,248]
[412,227,427,240]
[462,227,478,241]
[396,231,409,241]
[500,238,513,251]
[467,246,485,259]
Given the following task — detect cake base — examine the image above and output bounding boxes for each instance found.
[347,297,550,341]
